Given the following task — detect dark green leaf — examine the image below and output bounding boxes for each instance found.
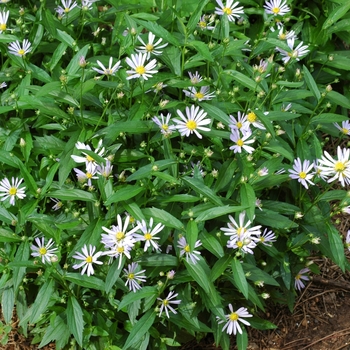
[67,297,84,347]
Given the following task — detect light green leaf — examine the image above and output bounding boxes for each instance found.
[326,91,350,109]
[29,279,54,324]
[237,329,248,350]
[65,273,105,291]
[200,230,224,258]
[136,254,178,267]
[39,315,70,348]
[127,159,177,181]
[104,258,124,293]
[225,70,263,92]
[240,183,255,222]
[67,297,84,347]
[311,113,348,124]
[105,185,145,205]
[196,205,247,222]
[231,259,248,299]
[322,2,350,29]
[186,0,210,33]
[0,228,21,243]
[124,309,156,350]
[142,207,184,230]
[201,103,230,125]
[118,286,157,310]
[1,287,14,324]
[189,41,213,62]
[182,176,223,206]
[184,258,210,294]
[47,189,96,202]
[186,219,198,252]
[211,255,233,282]
[303,65,321,101]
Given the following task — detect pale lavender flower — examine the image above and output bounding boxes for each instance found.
[136,31,168,60]
[72,244,103,276]
[264,0,290,16]
[229,128,255,154]
[157,291,181,318]
[183,86,215,101]
[125,53,158,80]
[0,177,26,206]
[31,237,58,264]
[215,0,244,22]
[217,305,252,335]
[134,217,164,252]
[334,120,350,136]
[123,262,147,292]
[177,236,202,264]
[288,158,315,189]
[294,268,310,291]
[8,39,31,57]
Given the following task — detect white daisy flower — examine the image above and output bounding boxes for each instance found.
[229,128,255,154]
[215,0,244,22]
[174,105,211,139]
[134,218,164,252]
[177,236,202,264]
[188,71,203,84]
[294,268,310,291]
[125,52,158,80]
[345,230,350,250]
[71,140,106,173]
[123,262,147,292]
[276,38,310,64]
[0,177,26,206]
[56,0,78,16]
[136,31,168,60]
[0,10,9,34]
[342,206,350,215]
[74,165,99,187]
[227,233,257,254]
[8,39,32,57]
[152,113,176,136]
[92,57,122,76]
[0,82,6,89]
[317,146,350,187]
[259,228,277,246]
[157,291,181,318]
[277,27,297,41]
[334,120,350,136]
[197,15,215,31]
[31,237,58,264]
[81,0,98,10]
[288,158,315,189]
[72,244,103,277]
[101,214,138,250]
[229,112,250,132]
[258,167,269,176]
[221,211,262,239]
[103,242,133,269]
[217,305,252,335]
[246,111,266,130]
[51,198,63,211]
[183,86,215,101]
[96,160,113,178]
[264,0,290,16]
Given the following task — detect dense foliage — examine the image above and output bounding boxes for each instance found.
[0,0,350,349]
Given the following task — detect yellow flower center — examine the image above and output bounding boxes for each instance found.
[86,172,93,179]
[299,171,307,179]
[162,124,168,130]
[342,128,349,134]
[18,49,25,56]
[117,246,124,253]
[334,161,345,172]
[260,237,265,242]
[116,231,125,240]
[236,122,243,128]
[295,274,301,280]
[130,216,135,224]
[272,7,280,14]
[135,66,146,75]
[184,244,191,253]
[86,256,93,263]
[194,92,204,100]
[229,312,239,321]
[64,7,70,13]
[9,187,17,196]
[39,247,47,255]
[288,50,298,59]
[144,233,152,240]
[199,21,206,28]
[86,155,94,162]
[237,241,243,248]
[104,69,113,75]
[223,7,232,15]
[163,299,169,306]
[0,24,6,31]
[128,273,134,279]
[247,112,257,123]
[186,120,197,130]
[237,139,244,147]
[145,43,154,52]
[237,227,246,236]
[279,33,286,40]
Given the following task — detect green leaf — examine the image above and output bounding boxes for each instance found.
[184,258,210,293]
[39,315,70,348]
[124,309,156,350]
[47,189,96,202]
[326,91,350,109]
[136,254,178,267]
[225,70,263,92]
[200,230,224,258]
[211,255,233,282]
[274,90,313,103]
[303,65,321,101]
[104,258,124,293]
[29,279,54,324]
[327,223,345,271]
[67,44,90,76]
[67,297,84,347]
[256,209,298,229]
[240,183,255,222]
[1,287,14,324]
[236,329,248,350]
[105,185,145,205]
[318,190,347,202]
[322,2,350,29]
[127,159,177,181]
[56,29,75,48]
[133,19,179,47]
[231,259,248,299]
[142,207,184,230]
[186,219,198,252]
[189,41,213,61]
[182,176,223,206]
[161,194,200,203]
[118,286,158,310]
[196,205,247,222]
[186,0,210,33]
[65,273,105,291]
[0,228,21,243]
[242,263,280,286]
[201,102,230,125]
[311,113,348,124]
